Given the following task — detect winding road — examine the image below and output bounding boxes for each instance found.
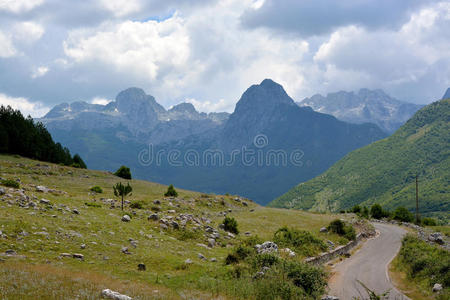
[328,223,409,299]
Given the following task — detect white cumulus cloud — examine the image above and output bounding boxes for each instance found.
[0,30,16,57]
[91,97,112,105]
[99,0,141,17]
[63,16,190,81]
[0,93,49,117]
[0,0,44,13]
[31,66,49,78]
[186,98,233,113]
[13,22,45,43]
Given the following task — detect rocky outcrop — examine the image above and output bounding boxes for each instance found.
[299,88,423,133]
[255,241,278,254]
[101,289,132,300]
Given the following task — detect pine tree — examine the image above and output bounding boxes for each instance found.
[113,182,132,211]
[164,184,178,197]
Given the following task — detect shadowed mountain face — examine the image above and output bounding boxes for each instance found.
[270,98,450,217]
[40,79,386,204]
[442,87,450,100]
[299,89,423,134]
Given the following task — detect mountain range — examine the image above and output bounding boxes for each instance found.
[43,88,229,145]
[270,97,450,218]
[298,89,423,133]
[39,79,386,204]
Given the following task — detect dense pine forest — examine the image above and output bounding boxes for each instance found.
[0,105,86,168]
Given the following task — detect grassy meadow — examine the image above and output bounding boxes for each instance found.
[0,154,348,299]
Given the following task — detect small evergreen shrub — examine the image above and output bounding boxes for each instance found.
[223,216,239,234]
[351,205,361,213]
[130,200,146,209]
[1,179,19,189]
[251,253,279,269]
[370,204,389,219]
[164,184,178,197]
[285,261,327,294]
[327,219,356,241]
[361,206,370,218]
[225,253,239,265]
[274,226,327,256]
[422,217,437,226]
[114,165,132,179]
[392,207,414,222]
[89,186,103,193]
[150,206,160,212]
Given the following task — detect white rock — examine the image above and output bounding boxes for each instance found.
[101,289,132,300]
[36,186,49,193]
[256,241,278,254]
[281,248,296,257]
[432,283,443,292]
[121,215,131,222]
[40,198,50,205]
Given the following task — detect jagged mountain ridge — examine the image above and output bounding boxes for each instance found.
[41,79,386,204]
[40,87,230,145]
[298,88,423,133]
[128,79,386,204]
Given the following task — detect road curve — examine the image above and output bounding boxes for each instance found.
[328,223,409,299]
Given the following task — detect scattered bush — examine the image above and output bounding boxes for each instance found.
[285,261,327,294]
[351,205,361,213]
[174,229,201,241]
[114,166,132,180]
[164,184,178,197]
[392,207,414,223]
[251,253,279,269]
[370,204,390,219]
[89,186,103,193]
[274,226,327,256]
[150,206,160,212]
[1,179,20,189]
[327,219,356,241]
[130,200,146,209]
[361,206,370,219]
[242,235,263,247]
[84,202,101,208]
[223,216,239,234]
[223,231,328,299]
[225,253,240,265]
[225,245,254,265]
[422,217,437,226]
[397,235,450,296]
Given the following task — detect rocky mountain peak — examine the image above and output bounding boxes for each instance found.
[114,87,165,115]
[233,79,295,115]
[442,87,450,100]
[169,102,198,114]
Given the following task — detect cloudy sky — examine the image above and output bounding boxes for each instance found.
[0,0,449,117]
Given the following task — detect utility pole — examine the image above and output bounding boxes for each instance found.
[416,175,419,223]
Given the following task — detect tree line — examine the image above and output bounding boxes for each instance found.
[0,105,86,168]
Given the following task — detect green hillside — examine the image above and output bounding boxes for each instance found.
[270,99,450,219]
[0,154,357,299]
